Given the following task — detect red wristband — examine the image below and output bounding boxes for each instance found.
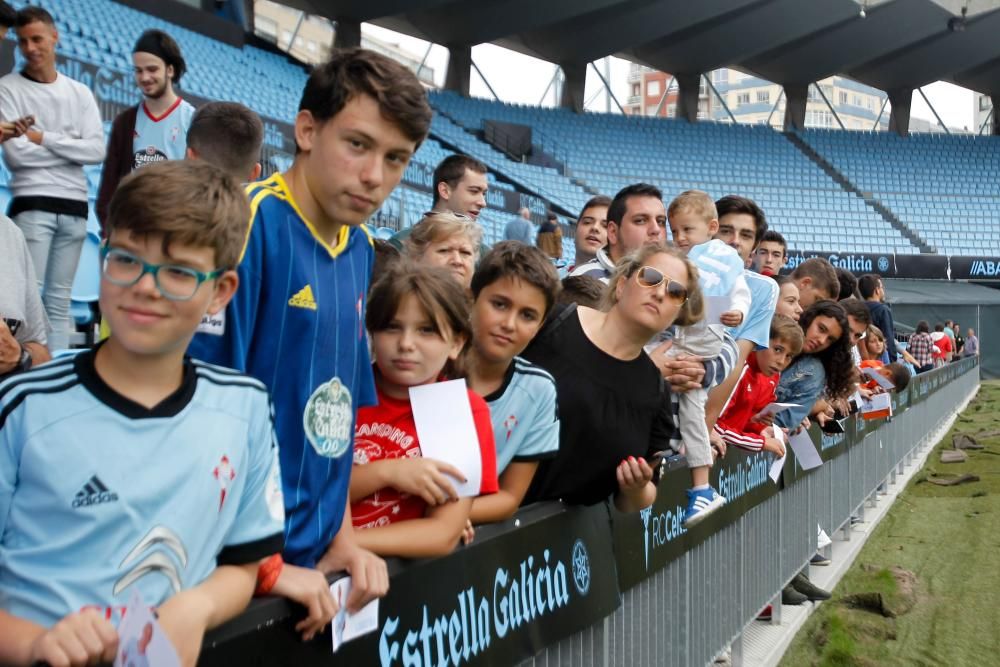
[255,553,283,596]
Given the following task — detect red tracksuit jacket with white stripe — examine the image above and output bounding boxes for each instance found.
[714,354,778,452]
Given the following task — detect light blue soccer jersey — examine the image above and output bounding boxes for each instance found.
[731,270,779,350]
[188,173,377,568]
[0,350,284,628]
[131,99,195,169]
[483,357,560,474]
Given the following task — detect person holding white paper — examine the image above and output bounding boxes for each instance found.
[349,263,499,558]
[0,164,285,667]
[521,245,701,512]
[662,190,750,527]
[714,316,802,455]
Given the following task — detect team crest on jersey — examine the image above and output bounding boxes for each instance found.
[503,414,518,442]
[213,455,236,511]
[303,377,353,458]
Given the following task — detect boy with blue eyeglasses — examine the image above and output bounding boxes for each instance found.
[0,161,287,666]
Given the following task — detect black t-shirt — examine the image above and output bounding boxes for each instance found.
[521,305,675,506]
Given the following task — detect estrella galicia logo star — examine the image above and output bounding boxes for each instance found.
[640,506,653,570]
[878,256,890,272]
[571,539,590,595]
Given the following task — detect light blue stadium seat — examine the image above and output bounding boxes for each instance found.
[71,231,101,305]
[20,0,998,258]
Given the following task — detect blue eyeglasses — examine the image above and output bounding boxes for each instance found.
[100,246,224,301]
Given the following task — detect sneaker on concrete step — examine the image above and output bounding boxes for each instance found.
[791,572,832,601]
[810,551,831,566]
[782,584,808,605]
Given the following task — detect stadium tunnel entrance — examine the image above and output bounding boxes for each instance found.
[885,278,1000,379]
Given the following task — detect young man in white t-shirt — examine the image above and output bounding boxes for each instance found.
[0,6,105,352]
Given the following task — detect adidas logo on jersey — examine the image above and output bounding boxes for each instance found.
[288,284,318,310]
[72,475,119,508]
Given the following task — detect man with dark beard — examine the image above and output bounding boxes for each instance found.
[96,29,194,231]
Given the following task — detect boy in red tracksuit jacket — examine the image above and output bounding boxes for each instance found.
[715,315,803,454]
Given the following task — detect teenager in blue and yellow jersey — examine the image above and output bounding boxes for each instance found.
[189,48,432,613]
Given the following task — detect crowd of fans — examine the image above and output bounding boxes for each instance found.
[0,4,981,666]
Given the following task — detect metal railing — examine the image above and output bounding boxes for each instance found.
[521,357,979,667]
[199,358,979,667]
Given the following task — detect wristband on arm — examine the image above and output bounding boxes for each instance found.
[255,553,284,596]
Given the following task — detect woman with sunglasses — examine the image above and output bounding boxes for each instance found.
[519,244,702,512]
[773,300,855,433]
[404,211,482,289]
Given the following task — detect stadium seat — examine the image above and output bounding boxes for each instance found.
[71,231,101,306]
[23,0,997,257]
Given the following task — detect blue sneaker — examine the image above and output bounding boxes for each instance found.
[683,487,726,528]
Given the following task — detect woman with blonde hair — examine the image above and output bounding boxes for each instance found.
[403,211,482,288]
[520,244,702,512]
[860,324,886,363]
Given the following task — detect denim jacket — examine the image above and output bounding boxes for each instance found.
[775,355,826,430]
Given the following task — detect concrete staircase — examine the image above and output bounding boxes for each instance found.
[784,132,934,254]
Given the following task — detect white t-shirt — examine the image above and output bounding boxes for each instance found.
[0,71,105,201]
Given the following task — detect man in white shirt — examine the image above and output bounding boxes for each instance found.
[0,6,105,351]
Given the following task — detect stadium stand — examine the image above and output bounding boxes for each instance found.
[0,4,992,666]
[429,90,920,255]
[799,129,1000,256]
[9,0,581,258]
[10,0,998,263]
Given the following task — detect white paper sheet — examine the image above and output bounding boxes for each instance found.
[114,590,180,667]
[410,379,482,497]
[788,429,823,470]
[330,577,380,653]
[768,427,786,484]
[862,366,895,390]
[753,402,800,420]
[703,295,731,326]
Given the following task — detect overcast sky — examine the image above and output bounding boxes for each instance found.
[365,24,978,132]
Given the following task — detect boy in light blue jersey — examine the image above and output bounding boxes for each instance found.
[465,242,562,526]
[0,161,284,666]
[665,190,750,527]
[188,48,433,612]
